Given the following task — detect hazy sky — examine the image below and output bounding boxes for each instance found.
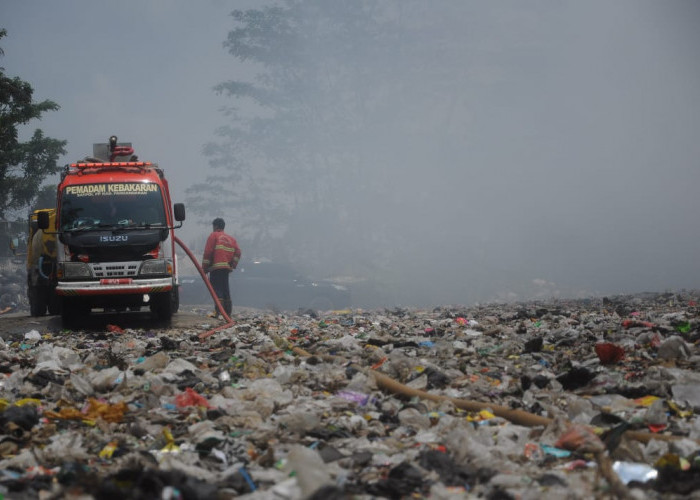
[1,1,235,218]
[3,1,700,306]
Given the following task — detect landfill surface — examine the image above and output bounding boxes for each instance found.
[1,291,700,499]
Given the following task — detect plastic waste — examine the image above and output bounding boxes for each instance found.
[612,461,658,484]
[595,342,625,364]
[284,445,334,498]
[138,351,170,371]
[44,398,127,423]
[658,336,691,360]
[0,405,39,437]
[174,387,211,409]
[554,424,605,453]
[89,366,125,391]
[671,384,700,409]
[2,290,700,498]
[23,330,42,342]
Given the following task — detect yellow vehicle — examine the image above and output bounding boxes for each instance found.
[27,208,59,316]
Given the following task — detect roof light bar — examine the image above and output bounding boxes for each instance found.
[70,161,152,168]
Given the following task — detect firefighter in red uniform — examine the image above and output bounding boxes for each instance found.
[202,218,241,317]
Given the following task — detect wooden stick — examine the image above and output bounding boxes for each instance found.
[290,344,698,445]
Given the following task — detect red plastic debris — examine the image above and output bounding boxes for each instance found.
[524,442,543,461]
[554,425,605,453]
[174,387,211,409]
[638,332,663,348]
[106,324,125,333]
[594,342,625,364]
[371,356,388,370]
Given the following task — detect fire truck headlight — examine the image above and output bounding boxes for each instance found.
[61,262,92,279]
[140,259,171,276]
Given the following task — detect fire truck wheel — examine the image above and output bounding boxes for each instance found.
[172,286,179,313]
[61,298,90,327]
[150,291,174,321]
[29,286,47,317]
[47,289,60,316]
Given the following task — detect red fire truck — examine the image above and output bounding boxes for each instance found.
[38,136,185,325]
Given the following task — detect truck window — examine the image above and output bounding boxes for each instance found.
[60,183,167,230]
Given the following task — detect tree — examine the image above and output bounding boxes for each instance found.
[0,29,66,220]
[187,1,507,290]
[187,1,411,273]
[32,184,57,211]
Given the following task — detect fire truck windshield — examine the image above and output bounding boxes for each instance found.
[60,183,167,231]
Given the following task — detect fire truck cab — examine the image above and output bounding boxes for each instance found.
[38,136,185,325]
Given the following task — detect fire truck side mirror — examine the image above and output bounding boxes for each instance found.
[37,211,50,230]
[174,203,186,222]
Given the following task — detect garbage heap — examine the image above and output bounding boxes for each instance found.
[0,264,24,313]
[1,291,700,499]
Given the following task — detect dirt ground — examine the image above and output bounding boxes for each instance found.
[0,308,221,339]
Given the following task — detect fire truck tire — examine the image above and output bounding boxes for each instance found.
[48,289,60,315]
[29,286,47,317]
[61,298,89,327]
[172,286,180,313]
[150,291,174,321]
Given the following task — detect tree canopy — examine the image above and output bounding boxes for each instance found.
[0,29,66,220]
[188,2,411,270]
[187,1,490,287]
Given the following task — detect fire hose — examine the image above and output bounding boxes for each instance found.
[109,146,134,161]
[174,236,234,339]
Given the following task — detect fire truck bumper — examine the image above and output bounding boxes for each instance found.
[56,278,174,296]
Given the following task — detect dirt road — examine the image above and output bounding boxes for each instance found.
[0,308,219,339]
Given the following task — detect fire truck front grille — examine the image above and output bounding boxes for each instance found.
[91,263,139,278]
